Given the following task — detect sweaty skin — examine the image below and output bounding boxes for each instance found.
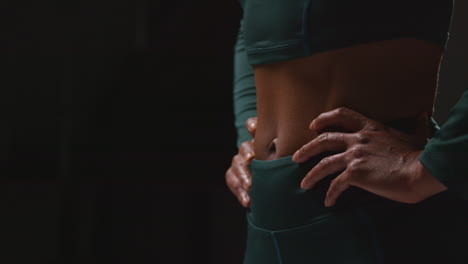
[226,38,444,207]
[225,117,257,207]
[290,107,447,206]
[253,38,443,161]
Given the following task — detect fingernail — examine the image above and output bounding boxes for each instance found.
[292,151,301,163]
[325,198,334,207]
[310,120,316,130]
[302,182,314,190]
[242,192,249,202]
[248,120,256,130]
[246,152,254,161]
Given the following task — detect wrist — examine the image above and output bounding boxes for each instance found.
[408,150,448,203]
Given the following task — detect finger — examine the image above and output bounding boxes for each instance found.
[240,190,251,207]
[226,168,250,207]
[292,132,351,163]
[239,141,255,162]
[234,163,252,190]
[301,152,348,190]
[246,117,258,138]
[325,172,351,207]
[310,107,369,133]
[232,155,252,189]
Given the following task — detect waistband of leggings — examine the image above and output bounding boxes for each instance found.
[250,155,296,169]
[247,151,389,230]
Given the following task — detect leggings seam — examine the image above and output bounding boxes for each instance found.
[271,232,284,264]
[246,213,334,233]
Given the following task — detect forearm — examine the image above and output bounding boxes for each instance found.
[233,20,257,148]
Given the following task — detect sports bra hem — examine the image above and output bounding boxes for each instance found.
[246,32,448,66]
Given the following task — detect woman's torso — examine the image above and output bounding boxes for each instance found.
[253,39,443,160]
[240,0,453,160]
[240,2,462,262]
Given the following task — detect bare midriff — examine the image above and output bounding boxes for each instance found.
[253,38,443,161]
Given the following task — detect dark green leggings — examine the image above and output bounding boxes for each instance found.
[243,153,468,264]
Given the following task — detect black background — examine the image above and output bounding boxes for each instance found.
[1,0,467,263]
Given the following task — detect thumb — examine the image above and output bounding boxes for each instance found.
[246,117,258,138]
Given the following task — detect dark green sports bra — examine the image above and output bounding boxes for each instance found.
[239,0,454,65]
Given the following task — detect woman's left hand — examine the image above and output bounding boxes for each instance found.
[292,107,448,207]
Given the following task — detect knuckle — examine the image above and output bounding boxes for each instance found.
[240,144,254,157]
[226,175,238,189]
[355,133,369,144]
[319,133,330,143]
[349,148,365,159]
[320,156,333,166]
[233,154,242,164]
[336,107,348,116]
[240,141,249,150]
[347,160,362,174]
[240,170,251,181]
[299,146,307,155]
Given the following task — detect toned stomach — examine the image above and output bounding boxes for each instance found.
[253,38,443,161]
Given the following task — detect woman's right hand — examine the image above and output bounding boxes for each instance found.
[225,117,257,207]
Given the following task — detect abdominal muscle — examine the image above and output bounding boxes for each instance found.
[253,38,443,161]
